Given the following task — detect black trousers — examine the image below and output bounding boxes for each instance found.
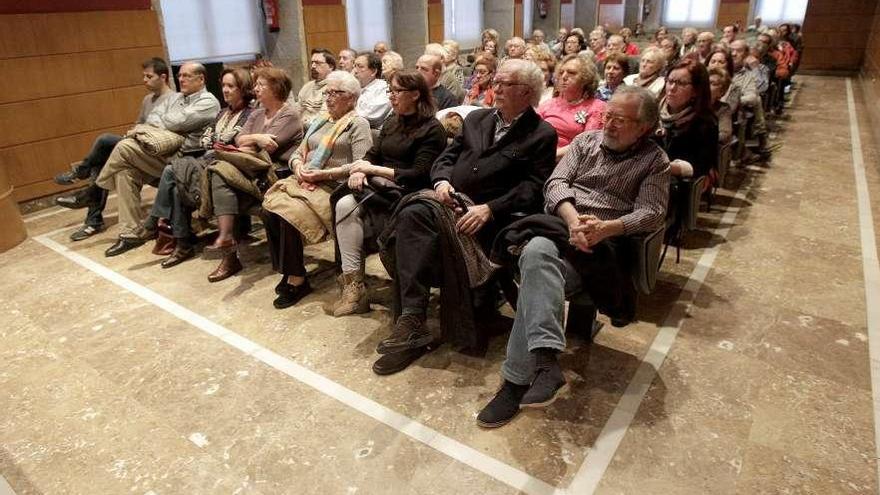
[394,202,499,315]
[262,211,306,277]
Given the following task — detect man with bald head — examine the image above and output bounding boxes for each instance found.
[96,61,220,256]
[589,30,607,62]
[373,42,389,57]
[415,53,457,110]
[695,31,715,64]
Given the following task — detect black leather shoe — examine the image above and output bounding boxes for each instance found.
[104,237,145,257]
[476,381,529,428]
[372,345,433,376]
[69,225,103,242]
[520,352,567,409]
[273,281,312,309]
[55,193,93,209]
[275,276,291,295]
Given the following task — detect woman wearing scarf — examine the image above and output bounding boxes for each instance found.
[329,70,446,317]
[199,67,303,282]
[261,71,372,309]
[656,58,718,184]
[623,46,666,99]
[462,55,496,107]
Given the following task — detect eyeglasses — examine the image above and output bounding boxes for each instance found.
[310,60,329,66]
[325,89,348,98]
[386,87,415,97]
[602,112,638,127]
[666,78,693,87]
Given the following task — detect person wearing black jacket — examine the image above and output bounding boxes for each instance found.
[373,59,557,375]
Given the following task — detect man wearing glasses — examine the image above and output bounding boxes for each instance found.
[372,59,557,375]
[293,48,336,127]
[477,86,670,428]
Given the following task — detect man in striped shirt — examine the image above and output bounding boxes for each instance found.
[478,86,670,428]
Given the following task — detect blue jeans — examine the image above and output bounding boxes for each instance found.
[501,236,582,386]
[150,165,193,240]
[79,133,122,227]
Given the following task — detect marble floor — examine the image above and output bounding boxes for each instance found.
[2,75,880,494]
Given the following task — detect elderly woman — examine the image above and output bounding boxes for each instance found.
[624,46,666,98]
[352,51,391,128]
[147,68,255,267]
[562,32,589,59]
[479,28,500,56]
[656,58,718,181]
[619,27,640,56]
[329,71,447,316]
[535,54,556,104]
[538,54,605,161]
[463,54,496,107]
[202,67,304,282]
[709,67,734,145]
[659,36,681,75]
[261,71,372,309]
[706,48,743,115]
[596,52,629,101]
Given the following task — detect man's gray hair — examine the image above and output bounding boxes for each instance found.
[326,70,361,98]
[501,58,544,107]
[614,85,659,126]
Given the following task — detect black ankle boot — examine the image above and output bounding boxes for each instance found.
[520,348,566,408]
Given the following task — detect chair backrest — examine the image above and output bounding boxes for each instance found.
[627,225,665,295]
[684,175,706,231]
[717,138,735,187]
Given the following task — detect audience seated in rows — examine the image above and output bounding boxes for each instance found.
[597,52,629,102]
[352,52,391,129]
[416,53,458,110]
[624,46,666,99]
[294,49,335,127]
[463,55,496,107]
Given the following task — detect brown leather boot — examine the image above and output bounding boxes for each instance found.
[207,249,242,283]
[152,229,176,256]
[332,271,369,317]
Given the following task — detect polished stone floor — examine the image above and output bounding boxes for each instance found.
[2,75,879,494]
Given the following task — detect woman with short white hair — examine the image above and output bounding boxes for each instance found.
[261,70,372,309]
[623,46,666,99]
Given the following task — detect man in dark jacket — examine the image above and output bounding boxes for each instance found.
[373,59,558,375]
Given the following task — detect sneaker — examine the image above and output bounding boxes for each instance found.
[520,354,567,409]
[376,314,433,354]
[55,193,93,210]
[69,225,103,242]
[476,381,529,428]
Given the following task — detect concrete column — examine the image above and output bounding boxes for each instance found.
[391,0,429,67]
[623,0,641,28]
[574,0,598,30]
[533,0,561,38]
[484,0,515,44]
[265,0,308,92]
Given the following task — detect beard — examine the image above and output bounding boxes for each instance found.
[310,69,318,80]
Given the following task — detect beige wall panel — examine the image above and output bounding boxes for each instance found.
[428,4,444,43]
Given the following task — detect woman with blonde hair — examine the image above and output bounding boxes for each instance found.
[624,46,666,98]
[537,54,606,161]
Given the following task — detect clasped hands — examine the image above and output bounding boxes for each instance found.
[568,214,609,253]
[435,181,492,236]
[346,160,377,191]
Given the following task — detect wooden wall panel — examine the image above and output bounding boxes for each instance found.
[0,46,162,104]
[802,0,877,71]
[302,5,348,54]
[514,4,523,38]
[716,1,749,29]
[428,3,445,43]
[0,8,163,202]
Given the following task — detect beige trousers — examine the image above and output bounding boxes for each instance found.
[95,137,167,237]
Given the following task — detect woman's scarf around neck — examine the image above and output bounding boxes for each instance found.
[303,109,357,170]
[659,97,696,136]
[634,71,660,88]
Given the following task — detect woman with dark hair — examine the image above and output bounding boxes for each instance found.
[328,70,447,316]
[706,48,740,112]
[656,58,718,181]
[562,32,588,58]
[463,54,496,107]
[145,67,255,267]
[596,52,629,101]
[538,54,605,161]
[200,66,304,281]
